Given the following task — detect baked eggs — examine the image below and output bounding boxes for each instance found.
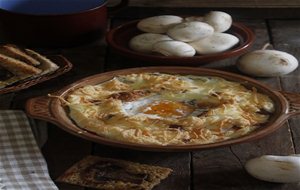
[65,73,274,145]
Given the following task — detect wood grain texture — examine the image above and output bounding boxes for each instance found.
[42,124,92,190]
[113,7,300,20]
[269,20,300,154]
[128,0,300,8]
[0,93,14,109]
[193,20,296,190]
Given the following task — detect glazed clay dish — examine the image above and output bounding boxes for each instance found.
[106,20,255,65]
[26,67,300,151]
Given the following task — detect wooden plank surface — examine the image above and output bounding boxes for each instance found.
[42,124,92,190]
[128,0,300,8]
[1,7,300,190]
[193,19,296,190]
[113,7,300,20]
[269,20,300,154]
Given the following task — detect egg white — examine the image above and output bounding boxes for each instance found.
[120,96,162,119]
[120,94,209,120]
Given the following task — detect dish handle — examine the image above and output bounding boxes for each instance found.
[25,96,58,125]
[280,91,300,117]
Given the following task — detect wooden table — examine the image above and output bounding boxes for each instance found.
[2,7,300,190]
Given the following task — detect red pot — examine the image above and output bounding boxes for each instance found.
[0,0,127,47]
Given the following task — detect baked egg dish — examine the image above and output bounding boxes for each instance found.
[65,73,274,145]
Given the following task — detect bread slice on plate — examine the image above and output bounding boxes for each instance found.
[0,44,61,90]
[56,155,172,190]
[25,49,59,75]
[0,76,26,89]
[0,53,42,77]
[0,44,40,66]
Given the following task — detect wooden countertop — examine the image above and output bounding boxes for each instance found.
[1,7,300,190]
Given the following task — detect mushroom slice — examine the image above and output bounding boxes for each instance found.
[129,33,172,53]
[189,33,239,54]
[167,21,214,42]
[153,41,196,57]
[137,15,183,34]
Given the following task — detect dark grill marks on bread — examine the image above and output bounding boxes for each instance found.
[0,44,60,89]
[25,49,59,75]
[0,53,42,77]
[57,155,172,190]
[0,45,40,66]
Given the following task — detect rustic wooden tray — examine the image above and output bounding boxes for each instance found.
[0,55,72,94]
[26,67,300,152]
[106,20,255,65]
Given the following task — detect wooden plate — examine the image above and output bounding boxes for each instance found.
[106,20,255,65]
[26,67,300,152]
[0,55,72,94]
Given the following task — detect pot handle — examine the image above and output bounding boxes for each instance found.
[108,0,129,14]
[25,96,58,125]
[280,91,300,117]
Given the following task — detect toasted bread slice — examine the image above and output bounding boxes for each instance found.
[0,53,42,77]
[57,156,172,190]
[0,45,40,66]
[0,75,28,89]
[25,49,59,75]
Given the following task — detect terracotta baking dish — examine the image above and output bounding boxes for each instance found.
[26,67,300,152]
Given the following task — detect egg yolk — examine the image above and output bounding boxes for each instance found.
[142,100,194,117]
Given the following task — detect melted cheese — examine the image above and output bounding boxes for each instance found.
[65,73,275,146]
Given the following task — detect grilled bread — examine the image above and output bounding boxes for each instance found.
[0,53,42,77]
[57,156,172,190]
[0,44,40,66]
[0,44,59,89]
[25,49,59,75]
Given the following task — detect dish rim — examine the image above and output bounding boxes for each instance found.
[26,66,298,152]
